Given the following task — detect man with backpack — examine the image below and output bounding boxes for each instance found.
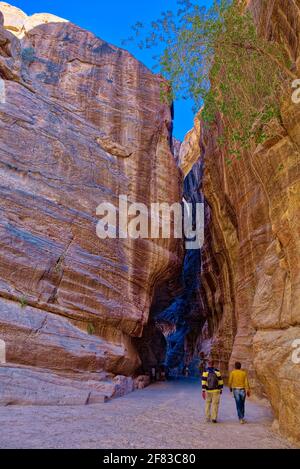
[202,359,224,423]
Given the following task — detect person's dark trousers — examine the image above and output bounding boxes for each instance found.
[233,388,246,420]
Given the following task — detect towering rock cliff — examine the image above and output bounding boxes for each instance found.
[0,3,183,404]
[0,0,299,446]
[180,0,300,444]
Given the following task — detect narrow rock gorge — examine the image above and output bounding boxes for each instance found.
[175,0,300,445]
[0,0,299,448]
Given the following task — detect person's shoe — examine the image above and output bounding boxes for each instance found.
[212,419,217,423]
[206,418,211,423]
[240,419,246,424]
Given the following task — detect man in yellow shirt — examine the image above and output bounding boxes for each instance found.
[228,362,250,424]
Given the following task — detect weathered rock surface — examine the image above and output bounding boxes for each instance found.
[0,4,183,403]
[178,112,201,176]
[0,364,115,405]
[134,374,151,390]
[180,0,300,444]
[0,2,68,38]
[0,297,137,375]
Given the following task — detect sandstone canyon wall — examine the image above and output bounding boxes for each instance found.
[0,2,183,404]
[0,0,299,446]
[180,0,300,444]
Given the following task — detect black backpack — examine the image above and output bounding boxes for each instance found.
[207,370,219,390]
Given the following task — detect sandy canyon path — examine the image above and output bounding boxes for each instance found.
[0,379,295,449]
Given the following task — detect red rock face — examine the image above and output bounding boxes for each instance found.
[0,5,183,403]
[180,0,300,444]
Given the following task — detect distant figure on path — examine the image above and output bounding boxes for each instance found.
[150,367,156,383]
[202,359,224,423]
[229,362,251,424]
[198,352,207,376]
[160,364,166,381]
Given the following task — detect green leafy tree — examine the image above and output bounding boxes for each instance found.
[129,0,295,161]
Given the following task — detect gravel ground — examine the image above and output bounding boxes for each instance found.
[0,379,295,449]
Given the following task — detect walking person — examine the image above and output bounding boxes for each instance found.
[201,359,224,423]
[229,362,250,424]
[198,352,207,376]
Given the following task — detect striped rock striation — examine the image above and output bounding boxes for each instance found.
[0,3,183,404]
